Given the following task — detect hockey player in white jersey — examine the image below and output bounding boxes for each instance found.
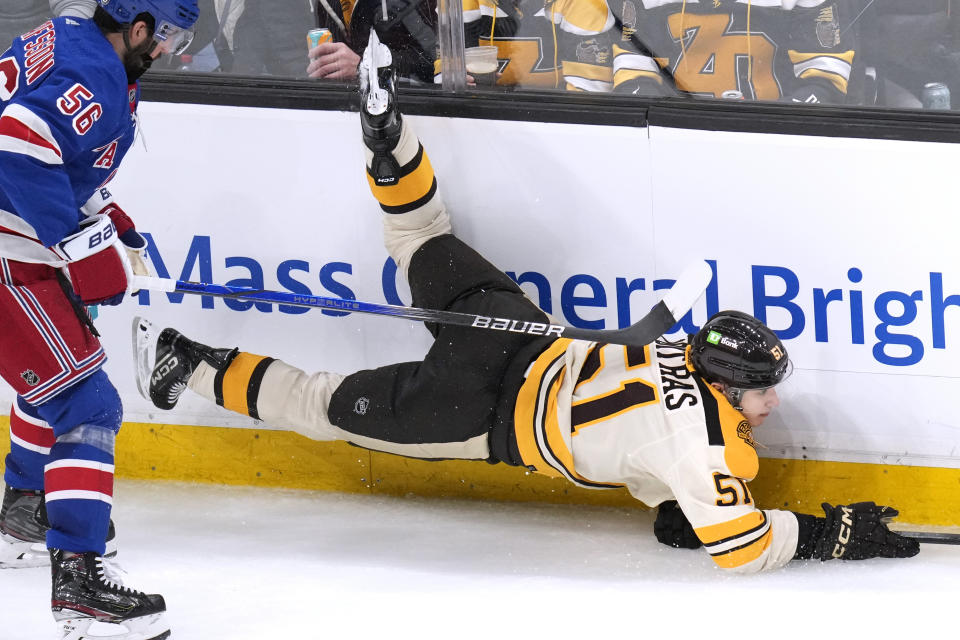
[134,33,919,574]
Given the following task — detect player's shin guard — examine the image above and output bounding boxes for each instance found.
[44,439,114,555]
[32,372,121,555]
[188,354,346,441]
[364,120,452,278]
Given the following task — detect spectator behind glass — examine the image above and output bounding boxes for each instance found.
[609,0,861,104]
[213,0,316,76]
[445,0,615,92]
[860,0,960,109]
[0,1,94,49]
[309,0,437,82]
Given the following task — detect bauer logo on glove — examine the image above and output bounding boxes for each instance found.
[51,214,133,306]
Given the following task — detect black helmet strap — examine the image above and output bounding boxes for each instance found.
[723,385,745,412]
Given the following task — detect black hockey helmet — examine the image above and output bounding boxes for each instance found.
[689,310,791,390]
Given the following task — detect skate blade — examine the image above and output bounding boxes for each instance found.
[362,28,392,116]
[58,613,170,640]
[0,532,48,568]
[131,316,156,402]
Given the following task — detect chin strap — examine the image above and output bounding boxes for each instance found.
[724,387,744,411]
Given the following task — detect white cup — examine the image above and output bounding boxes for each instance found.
[464,46,499,86]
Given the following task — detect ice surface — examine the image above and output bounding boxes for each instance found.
[2,480,957,639]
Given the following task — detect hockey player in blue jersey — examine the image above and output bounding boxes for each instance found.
[0,1,198,638]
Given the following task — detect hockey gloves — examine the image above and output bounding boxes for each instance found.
[653,500,703,549]
[52,213,131,306]
[814,502,920,561]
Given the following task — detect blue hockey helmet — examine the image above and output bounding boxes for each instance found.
[97,0,199,55]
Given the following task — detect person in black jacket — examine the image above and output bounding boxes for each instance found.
[309,0,436,82]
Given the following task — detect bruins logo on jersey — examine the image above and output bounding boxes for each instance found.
[576,38,610,65]
[736,419,757,449]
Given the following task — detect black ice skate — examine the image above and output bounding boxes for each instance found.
[1,486,117,569]
[51,549,169,640]
[358,28,403,184]
[133,316,238,411]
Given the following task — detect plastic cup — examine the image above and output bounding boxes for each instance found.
[464,46,499,86]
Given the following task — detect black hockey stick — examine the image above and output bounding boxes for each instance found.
[130,261,712,347]
[895,531,960,545]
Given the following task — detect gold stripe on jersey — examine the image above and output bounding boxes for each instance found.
[214,352,275,419]
[366,144,436,210]
[515,339,570,479]
[544,0,615,35]
[788,50,855,93]
[709,529,773,569]
[696,510,772,569]
[562,61,613,92]
[514,339,622,488]
[696,510,765,545]
[612,44,664,88]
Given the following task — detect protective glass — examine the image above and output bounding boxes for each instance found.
[152,19,194,56]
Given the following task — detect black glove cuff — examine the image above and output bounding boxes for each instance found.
[792,512,826,560]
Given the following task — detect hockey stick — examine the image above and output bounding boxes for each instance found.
[894,531,960,546]
[129,260,712,347]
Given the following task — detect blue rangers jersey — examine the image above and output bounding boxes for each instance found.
[0,16,138,263]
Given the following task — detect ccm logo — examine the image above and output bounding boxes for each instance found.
[152,354,178,384]
[87,221,116,249]
[831,505,855,558]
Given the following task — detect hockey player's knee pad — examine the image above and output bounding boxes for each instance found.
[33,370,123,439]
[54,424,117,458]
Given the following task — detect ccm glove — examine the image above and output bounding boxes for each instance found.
[51,214,131,306]
[814,502,920,561]
[653,500,702,549]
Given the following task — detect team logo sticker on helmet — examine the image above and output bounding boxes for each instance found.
[705,330,739,350]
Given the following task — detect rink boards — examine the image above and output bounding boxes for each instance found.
[1,101,958,524]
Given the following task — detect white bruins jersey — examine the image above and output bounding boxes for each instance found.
[513,337,799,573]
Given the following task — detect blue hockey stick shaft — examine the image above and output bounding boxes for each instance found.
[132,261,711,347]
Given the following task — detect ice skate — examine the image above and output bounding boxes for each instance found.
[51,549,169,640]
[133,316,237,410]
[1,486,117,569]
[359,28,403,183]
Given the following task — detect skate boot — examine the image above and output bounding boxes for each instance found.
[51,549,169,640]
[358,28,402,184]
[1,486,118,568]
[133,316,238,410]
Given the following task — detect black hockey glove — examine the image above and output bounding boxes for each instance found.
[813,502,920,561]
[653,501,702,550]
